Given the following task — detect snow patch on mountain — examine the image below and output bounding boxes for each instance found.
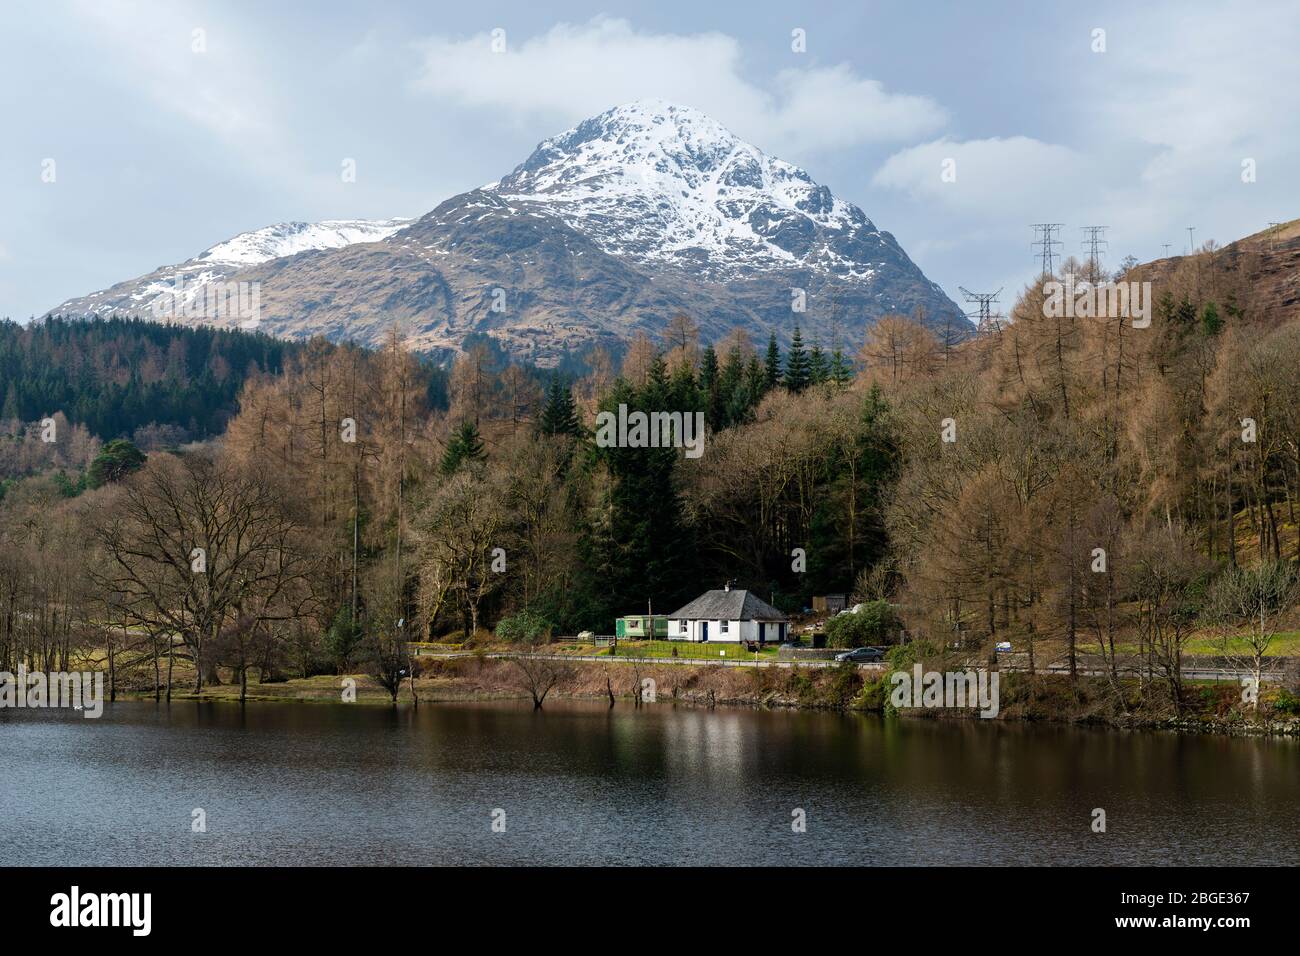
[51,218,412,317]
[196,219,413,266]
[488,100,878,278]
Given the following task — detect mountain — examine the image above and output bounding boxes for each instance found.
[50,219,411,319]
[50,101,966,363]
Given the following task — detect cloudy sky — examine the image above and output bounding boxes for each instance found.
[2,0,1297,323]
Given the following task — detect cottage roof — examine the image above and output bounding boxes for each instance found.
[667,589,787,622]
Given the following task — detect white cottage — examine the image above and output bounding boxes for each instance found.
[667,585,789,644]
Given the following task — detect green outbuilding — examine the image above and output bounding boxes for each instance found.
[614,614,669,639]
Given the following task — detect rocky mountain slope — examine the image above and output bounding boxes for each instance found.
[51,219,411,321]
[51,101,966,363]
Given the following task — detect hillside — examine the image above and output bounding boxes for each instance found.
[1127,218,1300,328]
[0,316,298,443]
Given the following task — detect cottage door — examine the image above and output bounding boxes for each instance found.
[701,621,709,642]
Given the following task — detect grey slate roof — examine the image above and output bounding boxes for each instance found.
[667,589,787,622]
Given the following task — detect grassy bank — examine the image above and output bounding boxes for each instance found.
[114,653,1300,735]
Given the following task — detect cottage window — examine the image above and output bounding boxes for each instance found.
[720,620,730,634]
[680,620,689,635]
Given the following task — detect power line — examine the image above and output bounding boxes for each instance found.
[1031,223,1064,276]
[959,286,1003,332]
[1080,226,1108,279]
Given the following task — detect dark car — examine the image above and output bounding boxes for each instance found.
[834,646,885,663]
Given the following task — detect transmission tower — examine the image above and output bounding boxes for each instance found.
[1187,226,1197,254]
[959,286,1003,332]
[1080,226,1108,280]
[1162,243,1171,258]
[1031,224,1064,276]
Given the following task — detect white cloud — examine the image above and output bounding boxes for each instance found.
[872,136,1087,217]
[70,0,277,146]
[412,17,945,155]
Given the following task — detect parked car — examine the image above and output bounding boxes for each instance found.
[995,641,1013,653]
[834,646,885,663]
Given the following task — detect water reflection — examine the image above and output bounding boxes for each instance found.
[1,700,1296,865]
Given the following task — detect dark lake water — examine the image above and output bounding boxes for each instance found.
[3,699,1297,865]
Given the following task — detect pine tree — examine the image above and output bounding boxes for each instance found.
[86,438,147,488]
[539,377,581,437]
[699,345,724,430]
[783,326,810,393]
[745,356,766,403]
[764,333,781,390]
[667,359,699,413]
[441,420,485,475]
[1201,301,1223,336]
[726,378,756,425]
[830,347,852,387]
[699,344,719,393]
[809,341,829,385]
[716,343,746,426]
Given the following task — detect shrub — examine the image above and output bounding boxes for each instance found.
[495,610,553,644]
[857,673,891,712]
[1272,689,1300,716]
[825,662,863,707]
[324,607,364,673]
[825,600,897,647]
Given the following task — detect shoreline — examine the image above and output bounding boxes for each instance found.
[98,655,1300,738]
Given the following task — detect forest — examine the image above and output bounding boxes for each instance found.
[2,239,1299,718]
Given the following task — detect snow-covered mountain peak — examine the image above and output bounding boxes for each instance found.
[489,101,866,276]
[49,102,963,359]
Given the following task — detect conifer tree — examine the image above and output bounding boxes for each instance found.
[700,344,724,431]
[764,333,781,390]
[539,377,581,437]
[745,356,766,402]
[699,344,719,393]
[830,347,853,387]
[809,340,829,385]
[441,420,485,475]
[783,326,810,393]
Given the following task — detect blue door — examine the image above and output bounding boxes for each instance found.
[701,621,709,643]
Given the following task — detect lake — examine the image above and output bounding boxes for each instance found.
[3,699,1297,865]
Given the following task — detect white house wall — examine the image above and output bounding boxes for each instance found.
[669,619,782,643]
